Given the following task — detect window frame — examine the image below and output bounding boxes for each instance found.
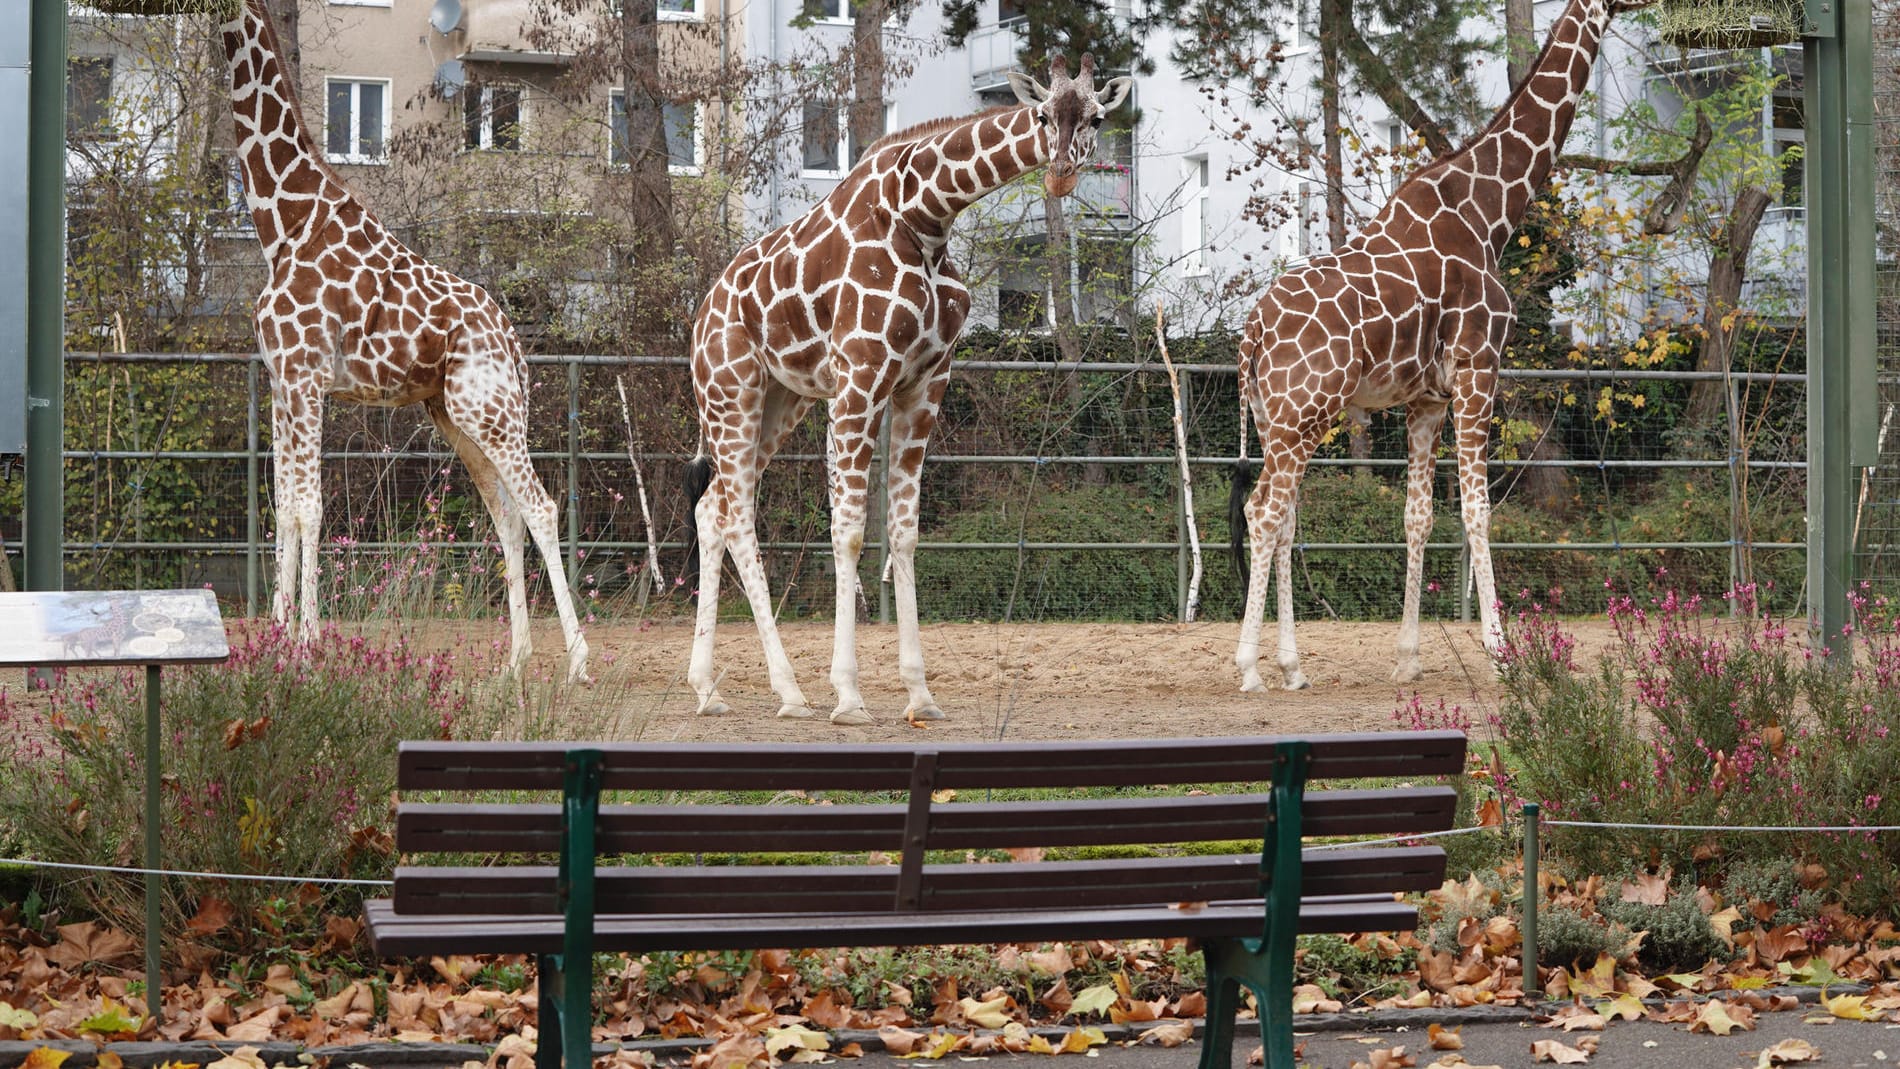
[324,76,392,165]
[464,84,526,153]
[801,0,853,25]
[1182,154,1210,276]
[67,55,116,142]
[610,91,704,175]
[659,0,703,21]
[800,97,848,179]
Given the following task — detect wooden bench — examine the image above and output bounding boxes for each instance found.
[364,731,1466,1069]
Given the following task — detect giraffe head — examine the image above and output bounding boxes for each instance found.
[1006,54,1133,198]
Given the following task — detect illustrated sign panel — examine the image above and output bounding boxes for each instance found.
[0,589,231,666]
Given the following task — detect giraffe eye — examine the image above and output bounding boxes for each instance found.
[1091,115,1104,128]
[1037,113,1051,127]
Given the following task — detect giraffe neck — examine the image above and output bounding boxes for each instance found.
[895,107,1047,237]
[1401,0,1609,256]
[221,0,349,261]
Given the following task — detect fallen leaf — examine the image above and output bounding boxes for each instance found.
[77,998,144,1039]
[1068,984,1118,1018]
[1596,993,1644,1022]
[0,1002,41,1032]
[1529,1039,1591,1064]
[1137,1021,1194,1047]
[1427,1023,1463,1051]
[1056,1027,1108,1053]
[19,1050,71,1069]
[765,1023,831,1060]
[1349,1047,1415,1069]
[1822,992,1884,1021]
[1754,1038,1821,1066]
[1293,984,1343,1014]
[877,1027,927,1056]
[1690,1001,1751,1036]
[956,994,1011,1030]
[203,1047,267,1069]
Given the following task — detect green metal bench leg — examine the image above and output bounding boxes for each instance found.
[1197,949,1243,1069]
[536,953,563,1069]
[552,749,604,1069]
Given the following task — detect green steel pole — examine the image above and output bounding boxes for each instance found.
[25,0,66,597]
[1521,802,1540,1000]
[1803,0,1874,657]
[144,665,163,1020]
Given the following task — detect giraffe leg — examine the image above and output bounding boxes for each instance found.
[425,399,536,675]
[886,368,951,723]
[1451,368,1504,663]
[1273,505,1306,691]
[722,494,815,719]
[1237,424,1317,693]
[440,379,591,684]
[1395,402,1449,683]
[823,377,890,727]
[265,364,325,642]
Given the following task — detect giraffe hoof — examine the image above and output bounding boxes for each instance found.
[829,706,874,727]
[697,699,733,717]
[1239,672,1268,694]
[777,703,818,719]
[905,703,946,724]
[1392,661,1423,684]
[1281,672,1311,691]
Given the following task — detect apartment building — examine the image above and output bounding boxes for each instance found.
[65,0,1808,340]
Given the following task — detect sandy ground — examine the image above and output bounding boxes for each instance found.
[514,615,1628,744]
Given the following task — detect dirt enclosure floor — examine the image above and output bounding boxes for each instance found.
[511,616,1627,744]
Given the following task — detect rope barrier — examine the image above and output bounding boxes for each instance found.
[0,856,393,887]
[1542,819,1900,833]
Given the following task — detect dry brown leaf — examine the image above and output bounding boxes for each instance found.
[1529,1039,1591,1064]
[1137,1020,1194,1047]
[875,1026,927,1056]
[1292,984,1343,1014]
[1753,1038,1820,1066]
[1427,1023,1463,1051]
[1349,1046,1415,1069]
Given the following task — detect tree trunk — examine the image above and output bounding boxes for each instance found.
[850,0,888,163]
[620,0,677,313]
[269,0,300,90]
[1504,0,1536,88]
[1043,192,1106,483]
[1685,186,1773,427]
[1317,0,1348,251]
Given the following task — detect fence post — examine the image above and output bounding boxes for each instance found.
[566,357,581,590]
[246,355,260,618]
[1522,802,1541,1000]
[1459,544,1472,623]
[1177,372,1191,621]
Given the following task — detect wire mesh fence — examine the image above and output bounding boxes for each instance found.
[1864,9,1900,591]
[0,347,1819,627]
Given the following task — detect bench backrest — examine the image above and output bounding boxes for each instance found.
[392,731,1466,918]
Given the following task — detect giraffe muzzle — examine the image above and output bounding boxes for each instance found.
[1044,164,1079,198]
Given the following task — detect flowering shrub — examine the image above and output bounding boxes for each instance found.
[0,621,517,950]
[1489,581,1900,914]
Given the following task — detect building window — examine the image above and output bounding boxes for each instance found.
[1182,155,1209,275]
[464,85,523,151]
[846,102,890,166]
[325,77,388,163]
[611,92,702,173]
[67,56,114,140]
[998,238,1048,330]
[802,0,854,22]
[1772,93,1805,207]
[802,98,846,177]
[660,0,700,18]
[329,0,393,7]
[1077,235,1133,325]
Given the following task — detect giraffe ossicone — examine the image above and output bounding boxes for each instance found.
[222,0,590,682]
[684,56,1130,725]
[1229,0,1652,692]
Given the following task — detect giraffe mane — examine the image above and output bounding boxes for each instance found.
[861,105,1023,156]
[1404,0,1589,182]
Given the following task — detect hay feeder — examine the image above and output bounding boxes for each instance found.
[1657,0,1803,48]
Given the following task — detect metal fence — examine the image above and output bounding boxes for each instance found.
[0,348,1822,626]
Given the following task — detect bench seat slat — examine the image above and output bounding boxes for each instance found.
[394,787,1458,856]
[397,732,1466,793]
[364,896,1421,958]
[392,846,1445,917]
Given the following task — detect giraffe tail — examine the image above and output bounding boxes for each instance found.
[680,455,713,590]
[1229,361,1257,585]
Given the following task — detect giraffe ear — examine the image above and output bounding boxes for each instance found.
[1095,76,1132,114]
[1007,70,1051,106]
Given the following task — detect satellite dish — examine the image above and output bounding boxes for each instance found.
[434,59,465,96]
[428,0,463,34]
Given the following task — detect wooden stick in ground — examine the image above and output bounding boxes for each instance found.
[615,376,667,601]
[1155,300,1204,622]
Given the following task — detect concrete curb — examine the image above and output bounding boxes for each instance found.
[0,986,1855,1068]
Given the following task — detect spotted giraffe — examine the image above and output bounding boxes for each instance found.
[683,57,1131,725]
[1229,0,1652,691]
[220,0,589,681]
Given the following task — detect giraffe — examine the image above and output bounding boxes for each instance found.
[682,57,1131,725]
[219,0,590,682]
[1228,0,1651,692]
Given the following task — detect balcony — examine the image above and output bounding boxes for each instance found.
[968,18,1026,95]
[451,0,589,65]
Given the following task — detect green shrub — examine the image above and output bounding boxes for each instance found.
[1296,933,1417,1000]
[1536,902,1632,971]
[1720,858,1823,929]
[1600,884,1730,974]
